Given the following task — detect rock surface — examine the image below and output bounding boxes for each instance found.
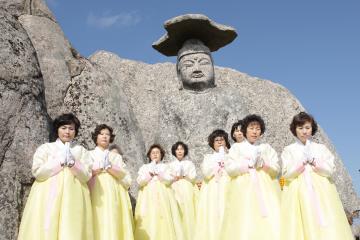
[353,224,360,239]
[0,0,359,239]
[156,87,249,167]
[0,0,55,20]
[0,8,50,240]
[63,58,146,195]
[91,50,360,213]
[19,14,75,118]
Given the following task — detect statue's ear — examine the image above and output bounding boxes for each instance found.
[175,64,183,90]
[176,61,181,75]
[177,77,183,90]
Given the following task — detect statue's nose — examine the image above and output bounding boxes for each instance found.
[193,62,201,71]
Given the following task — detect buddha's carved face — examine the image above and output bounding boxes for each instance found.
[177,52,215,91]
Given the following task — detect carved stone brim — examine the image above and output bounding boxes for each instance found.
[152,14,237,56]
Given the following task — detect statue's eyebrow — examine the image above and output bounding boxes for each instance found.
[198,58,210,62]
[181,59,194,63]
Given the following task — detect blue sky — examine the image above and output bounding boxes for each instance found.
[46,0,360,194]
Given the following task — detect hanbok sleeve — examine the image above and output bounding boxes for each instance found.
[184,161,197,182]
[260,144,280,178]
[91,154,102,171]
[224,145,249,177]
[120,173,132,190]
[224,157,249,177]
[107,153,127,180]
[32,144,63,181]
[168,161,179,177]
[69,146,92,183]
[201,155,217,180]
[281,146,305,179]
[157,164,174,185]
[313,144,335,177]
[137,165,152,187]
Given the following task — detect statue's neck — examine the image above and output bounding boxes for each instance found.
[182,83,216,93]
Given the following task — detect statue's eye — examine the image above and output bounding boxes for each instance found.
[199,58,210,65]
[181,60,194,68]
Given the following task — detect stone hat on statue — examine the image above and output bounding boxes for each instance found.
[152,14,238,59]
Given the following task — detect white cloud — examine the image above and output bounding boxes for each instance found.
[87,11,141,29]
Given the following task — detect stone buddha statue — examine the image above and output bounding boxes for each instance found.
[153,14,249,165]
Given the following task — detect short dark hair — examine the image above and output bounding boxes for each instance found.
[230,120,243,142]
[91,124,116,145]
[171,141,189,158]
[146,144,165,162]
[109,144,123,155]
[53,113,81,138]
[241,114,266,137]
[208,129,231,150]
[290,112,318,136]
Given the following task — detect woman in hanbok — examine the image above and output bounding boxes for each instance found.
[134,144,185,240]
[220,114,281,240]
[281,112,353,240]
[194,129,231,240]
[168,141,198,240]
[89,124,134,240]
[18,113,93,240]
[230,120,245,143]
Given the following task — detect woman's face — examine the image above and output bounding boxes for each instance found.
[296,121,312,144]
[110,148,119,154]
[58,123,76,143]
[213,136,226,152]
[175,145,185,161]
[246,121,262,144]
[96,128,111,149]
[150,148,162,163]
[233,126,244,143]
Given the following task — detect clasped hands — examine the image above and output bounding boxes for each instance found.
[60,155,75,168]
[303,157,316,166]
[174,175,185,181]
[217,161,225,169]
[92,160,112,175]
[99,160,112,171]
[248,156,264,169]
[149,171,159,177]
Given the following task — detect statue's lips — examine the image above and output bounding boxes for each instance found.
[191,73,205,78]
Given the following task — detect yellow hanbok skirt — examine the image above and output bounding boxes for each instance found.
[90,172,134,240]
[134,180,185,240]
[171,179,198,240]
[219,170,281,240]
[18,168,93,240]
[194,174,230,240]
[281,172,353,240]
